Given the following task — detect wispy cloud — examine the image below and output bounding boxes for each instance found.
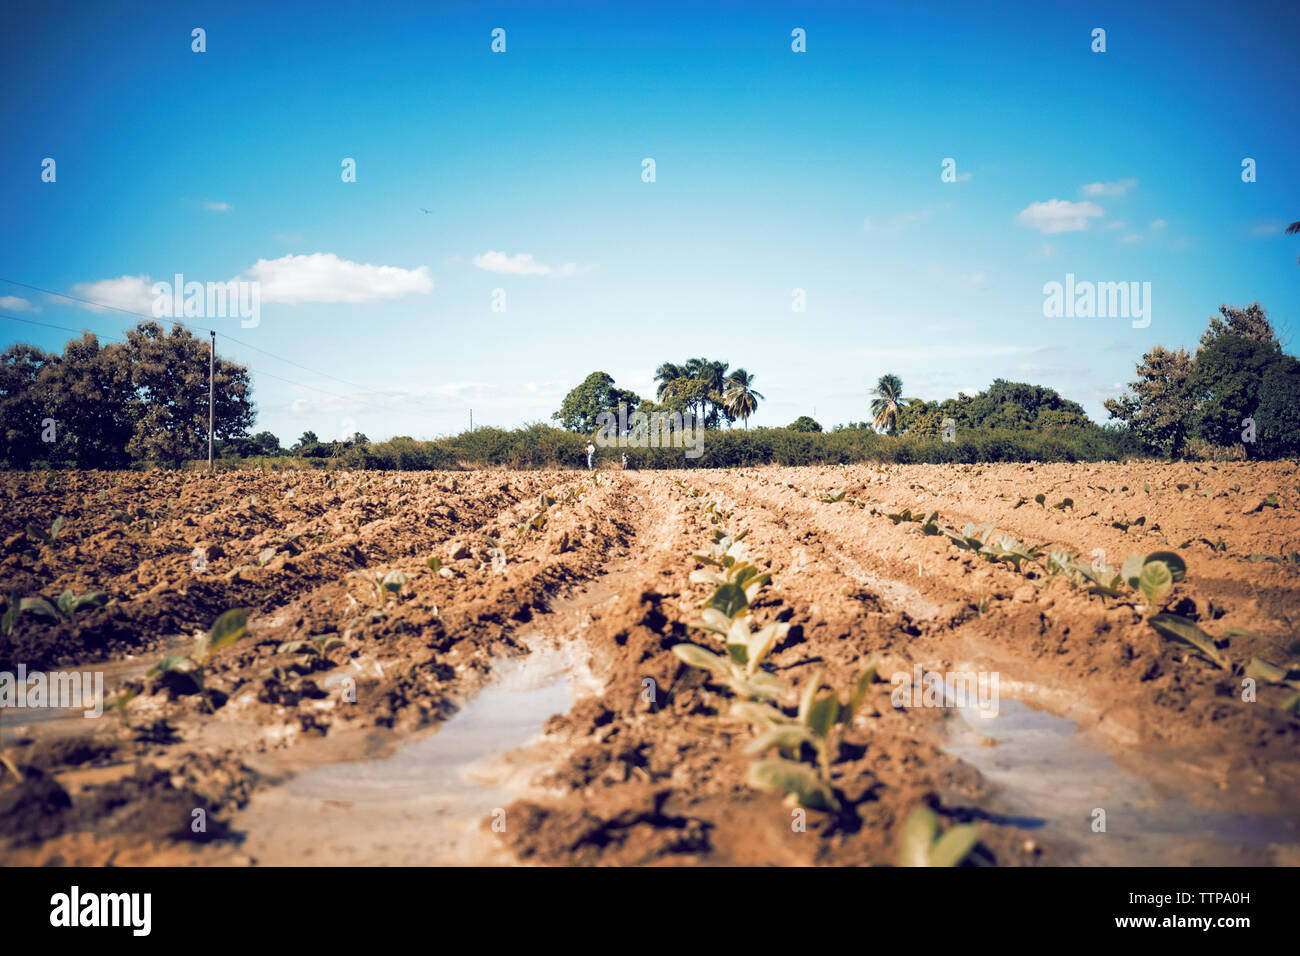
[1081,178,1137,197]
[245,253,433,304]
[0,295,39,312]
[1016,199,1104,234]
[472,250,588,277]
[204,201,231,212]
[69,275,155,314]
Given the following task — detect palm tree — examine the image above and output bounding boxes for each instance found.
[1288,220,1300,265]
[869,374,915,435]
[723,369,765,428]
[654,362,686,401]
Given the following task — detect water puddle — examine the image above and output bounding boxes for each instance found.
[231,641,591,865]
[1,636,190,738]
[942,691,1298,865]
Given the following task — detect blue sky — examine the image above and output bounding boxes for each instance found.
[2,0,1298,442]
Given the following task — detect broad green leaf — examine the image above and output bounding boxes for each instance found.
[1149,613,1226,668]
[747,759,836,811]
[848,663,877,720]
[277,641,309,655]
[798,668,823,722]
[208,608,248,651]
[57,589,75,615]
[929,823,979,867]
[1244,658,1288,684]
[744,725,816,756]
[900,808,939,867]
[50,516,65,539]
[806,692,841,738]
[1144,551,1186,582]
[672,643,728,675]
[19,596,60,621]
[726,643,749,667]
[1138,561,1173,605]
[706,582,749,620]
[731,701,789,728]
[26,522,50,544]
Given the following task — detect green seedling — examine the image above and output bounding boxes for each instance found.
[6,589,107,631]
[817,489,848,503]
[899,807,978,867]
[1052,498,1074,511]
[1120,551,1186,608]
[426,555,442,573]
[147,608,249,698]
[26,515,65,545]
[277,633,345,661]
[672,636,787,703]
[352,569,409,606]
[748,660,878,780]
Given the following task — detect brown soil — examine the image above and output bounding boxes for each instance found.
[1,463,1297,866]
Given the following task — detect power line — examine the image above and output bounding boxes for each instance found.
[0,277,458,415]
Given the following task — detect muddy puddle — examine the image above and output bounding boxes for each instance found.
[0,636,190,739]
[941,687,1299,865]
[229,640,595,865]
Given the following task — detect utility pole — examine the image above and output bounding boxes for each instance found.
[208,331,215,473]
[469,408,473,432]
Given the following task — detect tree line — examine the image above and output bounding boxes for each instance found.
[3,303,1298,469]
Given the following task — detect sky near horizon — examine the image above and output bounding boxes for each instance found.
[2,0,1299,443]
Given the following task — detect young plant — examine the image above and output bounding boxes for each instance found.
[6,589,107,630]
[277,633,345,662]
[147,608,249,698]
[1120,551,1186,610]
[745,663,877,812]
[25,515,65,545]
[351,569,409,606]
[899,807,978,867]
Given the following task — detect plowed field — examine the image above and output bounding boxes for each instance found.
[2,463,1298,865]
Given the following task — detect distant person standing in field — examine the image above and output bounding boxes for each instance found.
[586,440,595,470]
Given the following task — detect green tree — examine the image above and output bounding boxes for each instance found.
[1257,354,1300,455]
[788,415,822,433]
[0,343,56,467]
[869,374,915,435]
[722,368,764,428]
[41,332,136,467]
[123,322,255,464]
[1105,345,1196,458]
[552,371,640,433]
[1286,220,1299,266]
[1188,332,1278,451]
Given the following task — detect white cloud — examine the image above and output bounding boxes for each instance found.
[1251,221,1283,237]
[1119,233,1142,244]
[471,250,586,277]
[1106,220,1128,231]
[204,201,231,212]
[70,254,435,316]
[69,275,155,314]
[244,253,434,304]
[1149,219,1167,230]
[1016,199,1104,234]
[964,270,988,289]
[1081,178,1137,197]
[0,295,38,312]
